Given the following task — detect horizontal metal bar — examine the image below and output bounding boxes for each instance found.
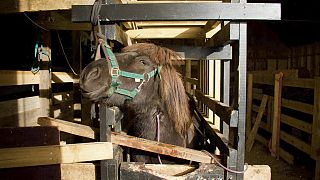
[72,3,281,22]
[166,45,232,60]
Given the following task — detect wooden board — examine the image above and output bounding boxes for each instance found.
[312,77,320,159]
[271,73,283,158]
[0,0,95,13]
[126,27,205,39]
[246,95,268,152]
[0,126,61,179]
[246,73,253,137]
[38,117,218,164]
[0,142,113,168]
[195,90,235,126]
[0,70,73,86]
[0,96,40,119]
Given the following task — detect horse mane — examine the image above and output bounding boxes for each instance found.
[122,43,192,138]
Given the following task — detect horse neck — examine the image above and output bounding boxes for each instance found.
[125,100,186,147]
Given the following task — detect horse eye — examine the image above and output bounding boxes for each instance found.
[139,60,146,65]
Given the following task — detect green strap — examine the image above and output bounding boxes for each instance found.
[103,42,162,99]
[114,88,139,99]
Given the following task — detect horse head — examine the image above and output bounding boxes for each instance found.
[80,43,193,142]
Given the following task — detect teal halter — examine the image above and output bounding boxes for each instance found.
[104,43,162,99]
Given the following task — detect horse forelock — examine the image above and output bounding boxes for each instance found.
[122,43,192,138]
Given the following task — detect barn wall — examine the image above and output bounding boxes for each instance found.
[0,14,82,129]
[246,21,320,173]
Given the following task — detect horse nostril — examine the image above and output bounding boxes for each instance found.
[86,67,100,80]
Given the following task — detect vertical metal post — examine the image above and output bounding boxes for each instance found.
[236,22,247,180]
[99,104,117,180]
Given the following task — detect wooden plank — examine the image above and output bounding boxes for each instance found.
[280,131,311,155]
[185,60,192,93]
[0,70,40,86]
[246,95,268,152]
[0,71,74,86]
[39,31,52,117]
[0,0,95,13]
[0,108,40,127]
[271,73,283,158]
[135,21,207,27]
[126,27,205,39]
[61,163,96,180]
[316,160,320,180]
[0,142,113,168]
[246,73,253,138]
[311,77,320,159]
[195,90,235,126]
[38,117,96,139]
[281,114,312,133]
[205,22,239,48]
[249,70,298,79]
[282,98,313,115]
[279,148,294,165]
[0,96,40,119]
[37,117,218,163]
[0,126,60,179]
[53,91,73,105]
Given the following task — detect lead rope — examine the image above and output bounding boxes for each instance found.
[156,114,163,164]
[201,150,248,174]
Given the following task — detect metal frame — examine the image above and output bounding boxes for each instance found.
[72,2,280,180]
[72,3,280,22]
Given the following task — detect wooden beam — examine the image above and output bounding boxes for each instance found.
[246,95,268,152]
[203,20,220,33]
[195,90,235,126]
[135,21,207,27]
[0,142,113,168]
[246,73,253,138]
[126,27,205,39]
[0,71,73,86]
[312,77,320,159]
[0,96,40,119]
[205,22,239,48]
[37,117,218,163]
[281,114,312,133]
[39,31,52,117]
[280,131,311,155]
[0,108,40,127]
[0,0,95,13]
[271,73,283,158]
[38,117,96,139]
[185,77,199,87]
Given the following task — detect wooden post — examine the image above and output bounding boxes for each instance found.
[185,60,191,93]
[72,31,81,122]
[39,31,52,117]
[246,73,253,138]
[271,72,283,158]
[312,77,320,180]
[246,95,268,152]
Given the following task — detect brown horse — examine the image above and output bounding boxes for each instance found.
[80,43,203,163]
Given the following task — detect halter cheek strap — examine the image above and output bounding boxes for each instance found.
[104,43,162,99]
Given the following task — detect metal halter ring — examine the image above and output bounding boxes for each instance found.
[111,67,120,77]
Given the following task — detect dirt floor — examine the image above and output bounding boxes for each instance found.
[245,142,314,180]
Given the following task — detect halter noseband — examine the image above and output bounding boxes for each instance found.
[104,43,162,99]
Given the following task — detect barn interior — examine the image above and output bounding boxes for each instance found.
[0,0,319,179]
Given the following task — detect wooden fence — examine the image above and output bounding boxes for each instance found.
[246,69,320,179]
[0,70,75,127]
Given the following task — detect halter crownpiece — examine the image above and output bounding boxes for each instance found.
[103,42,162,99]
